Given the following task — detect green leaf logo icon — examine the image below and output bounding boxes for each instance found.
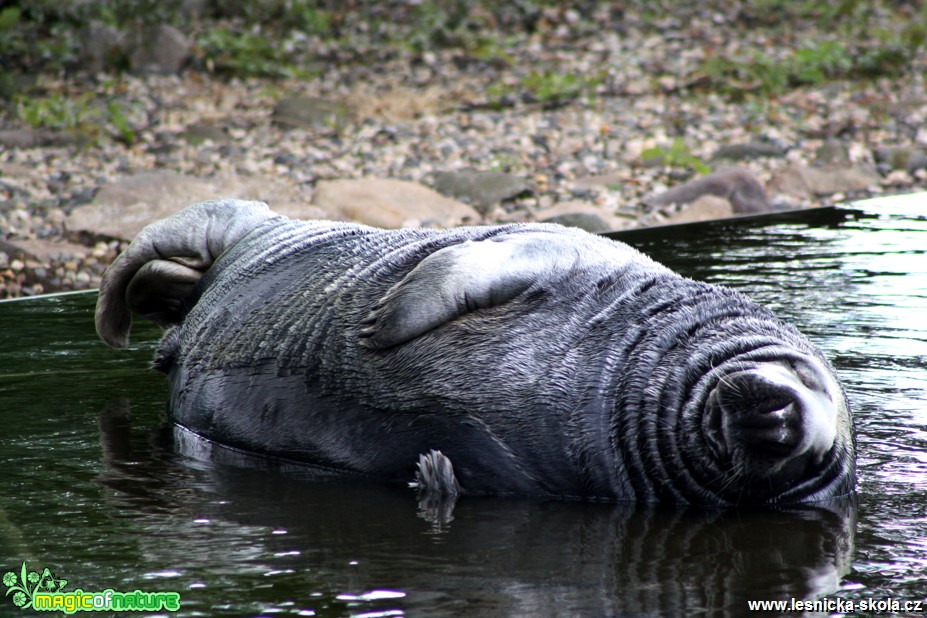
[3,562,66,610]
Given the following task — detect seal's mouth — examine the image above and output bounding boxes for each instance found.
[703,357,840,492]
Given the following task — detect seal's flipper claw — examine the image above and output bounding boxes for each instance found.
[411,450,460,526]
[410,449,461,497]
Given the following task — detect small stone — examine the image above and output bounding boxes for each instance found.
[814,139,851,166]
[663,195,735,225]
[432,169,529,214]
[571,173,627,189]
[183,122,228,144]
[883,169,913,186]
[272,96,347,130]
[541,212,611,234]
[534,200,632,232]
[712,141,788,161]
[916,126,927,147]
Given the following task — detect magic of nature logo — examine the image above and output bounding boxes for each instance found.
[3,562,180,614]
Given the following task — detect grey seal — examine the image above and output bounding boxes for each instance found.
[96,199,855,505]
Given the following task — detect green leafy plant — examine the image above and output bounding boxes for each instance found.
[15,91,138,146]
[198,26,301,78]
[698,0,927,99]
[16,93,91,131]
[468,36,516,67]
[522,70,585,104]
[521,70,602,105]
[284,0,332,36]
[106,101,136,145]
[791,40,852,85]
[641,138,711,175]
[0,6,20,31]
[405,0,473,51]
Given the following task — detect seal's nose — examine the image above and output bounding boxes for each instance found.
[705,359,839,471]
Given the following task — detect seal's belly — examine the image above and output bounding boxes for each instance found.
[168,361,559,496]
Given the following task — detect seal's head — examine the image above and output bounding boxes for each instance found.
[702,353,852,503]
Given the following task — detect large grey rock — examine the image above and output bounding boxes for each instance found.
[78,21,189,75]
[873,146,927,173]
[127,24,191,74]
[769,164,880,198]
[643,168,772,214]
[80,21,125,74]
[0,128,80,148]
[0,237,90,263]
[312,178,480,228]
[66,170,315,240]
[432,170,529,214]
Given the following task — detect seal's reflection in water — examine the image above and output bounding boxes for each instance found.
[95,398,856,617]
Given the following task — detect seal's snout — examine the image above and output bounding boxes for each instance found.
[705,359,839,476]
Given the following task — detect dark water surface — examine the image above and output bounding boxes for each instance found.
[1,194,925,617]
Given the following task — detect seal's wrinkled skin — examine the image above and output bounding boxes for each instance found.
[96,199,855,505]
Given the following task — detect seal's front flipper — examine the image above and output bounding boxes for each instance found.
[410,449,461,497]
[410,450,460,526]
[359,232,584,349]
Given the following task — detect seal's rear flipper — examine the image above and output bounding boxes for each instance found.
[125,259,203,329]
[360,231,597,349]
[95,199,279,348]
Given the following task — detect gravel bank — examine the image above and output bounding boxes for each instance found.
[2,2,926,298]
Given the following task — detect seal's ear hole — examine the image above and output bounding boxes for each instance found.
[125,259,204,329]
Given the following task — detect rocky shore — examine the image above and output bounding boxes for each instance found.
[2,2,926,298]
